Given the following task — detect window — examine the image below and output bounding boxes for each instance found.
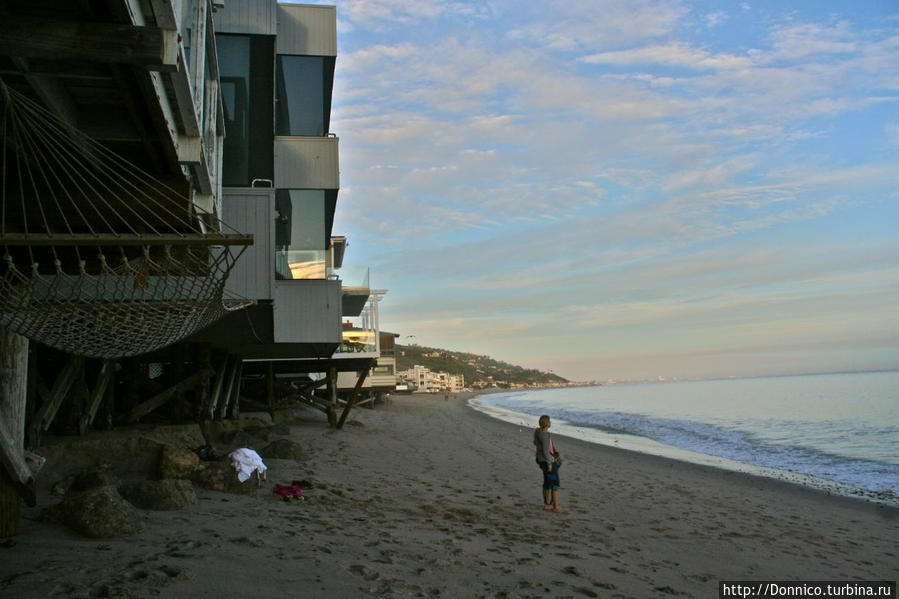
[274,189,326,279]
[275,55,334,136]
[218,34,274,187]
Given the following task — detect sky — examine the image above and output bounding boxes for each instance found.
[315,0,898,381]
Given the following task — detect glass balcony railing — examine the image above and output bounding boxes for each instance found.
[330,265,369,289]
[275,249,326,280]
[338,327,377,354]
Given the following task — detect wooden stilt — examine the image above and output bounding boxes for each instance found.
[266,362,275,413]
[326,367,338,427]
[225,360,243,420]
[1,326,35,537]
[78,359,113,435]
[124,368,213,424]
[337,365,371,429]
[207,354,228,420]
[218,357,239,421]
[29,354,83,440]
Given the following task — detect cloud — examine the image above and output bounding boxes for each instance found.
[325,1,899,377]
[581,44,752,70]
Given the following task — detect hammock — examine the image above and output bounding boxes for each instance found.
[0,77,253,358]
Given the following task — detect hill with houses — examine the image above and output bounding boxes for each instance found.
[395,344,569,389]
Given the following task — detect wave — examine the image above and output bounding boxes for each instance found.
[476,394,899,501]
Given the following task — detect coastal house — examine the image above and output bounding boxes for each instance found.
[0,0,372,533]
[336,323,399,405]
[186,0,382,427]
[0,0,247,533]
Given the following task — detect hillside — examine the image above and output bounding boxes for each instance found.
[395,344,568,388]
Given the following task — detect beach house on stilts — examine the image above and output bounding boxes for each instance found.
[187,0,383,428]
[0,0,381,535]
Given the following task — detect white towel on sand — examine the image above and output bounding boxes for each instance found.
[229,448,267,483]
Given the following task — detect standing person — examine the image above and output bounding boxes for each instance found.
[534,415,562,512]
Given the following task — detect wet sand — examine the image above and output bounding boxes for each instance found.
[2,392,897,598]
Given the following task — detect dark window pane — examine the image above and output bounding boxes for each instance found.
[275,55,334,136]
[218,34,273,187]
[274,189,326,279]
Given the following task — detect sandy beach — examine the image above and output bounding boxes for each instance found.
[2,392,896,598]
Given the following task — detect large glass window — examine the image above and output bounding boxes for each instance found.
[275,55,334,136]
[218,34,274,187]
[274,189,327,279]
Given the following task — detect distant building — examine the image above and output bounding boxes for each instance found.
[397,366,464,393]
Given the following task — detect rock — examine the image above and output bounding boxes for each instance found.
[269,423,291,437]
[118,480,197,510]
[192,461,260,494]
[159,446,199,480]
[70,469,119,493]
[40,486,143,538]
[259,438,302,461]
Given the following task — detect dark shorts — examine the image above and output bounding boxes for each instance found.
[539,460,560,491]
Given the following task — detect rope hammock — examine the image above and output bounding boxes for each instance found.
[0,77,253,358]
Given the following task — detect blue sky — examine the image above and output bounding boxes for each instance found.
[314,0,898,381]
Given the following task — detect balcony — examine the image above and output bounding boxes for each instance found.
[274,136,339,189]
[333,265,370,317]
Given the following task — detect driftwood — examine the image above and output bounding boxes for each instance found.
[124,368,213,424]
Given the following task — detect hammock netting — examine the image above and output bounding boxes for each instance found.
[1,78,252,358]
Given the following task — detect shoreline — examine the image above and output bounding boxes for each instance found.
[468,394,899,509]
[2,392,896,598]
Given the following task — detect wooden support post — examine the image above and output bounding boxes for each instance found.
[0,17,179,71]
[226,361,243,420]
[29,354,83,440]
[327,367,338,428]
[124,368,213,424]
[1,326,34,537]
[337,365,371,430]
[218,357,239,421]
[266,362,275,413]
[206,354,228,420]
[78,360,114,435]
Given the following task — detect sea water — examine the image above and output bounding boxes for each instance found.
[471,371,899,504]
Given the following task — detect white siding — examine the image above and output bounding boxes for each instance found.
[277,4,337,56]
[272,280,342,343]
[222,189,274,300]
[274,136,339,189]
[213,0,276,34]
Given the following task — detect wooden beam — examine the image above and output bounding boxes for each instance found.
[327,367,338,427]
[266,362,275,413]
[0,327,36,520]
[78,360,114,435]
[224,360,243,420]
[0,17,179,71]
[10,57,78,126]
[206,354,229,420]
[218,358,239,420]
[0,233,253,246]
[31,355,84,436]
[337,365,372,430]
[125,368,212,424]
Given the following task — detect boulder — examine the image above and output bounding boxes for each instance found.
[259,438,302,461]
[192,461,260,494]
[40,486,142,538]
[159,445,199,480]
[69,468,119,493]
[118,480,197,510]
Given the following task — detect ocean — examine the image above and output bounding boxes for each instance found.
[471,371,899,504]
